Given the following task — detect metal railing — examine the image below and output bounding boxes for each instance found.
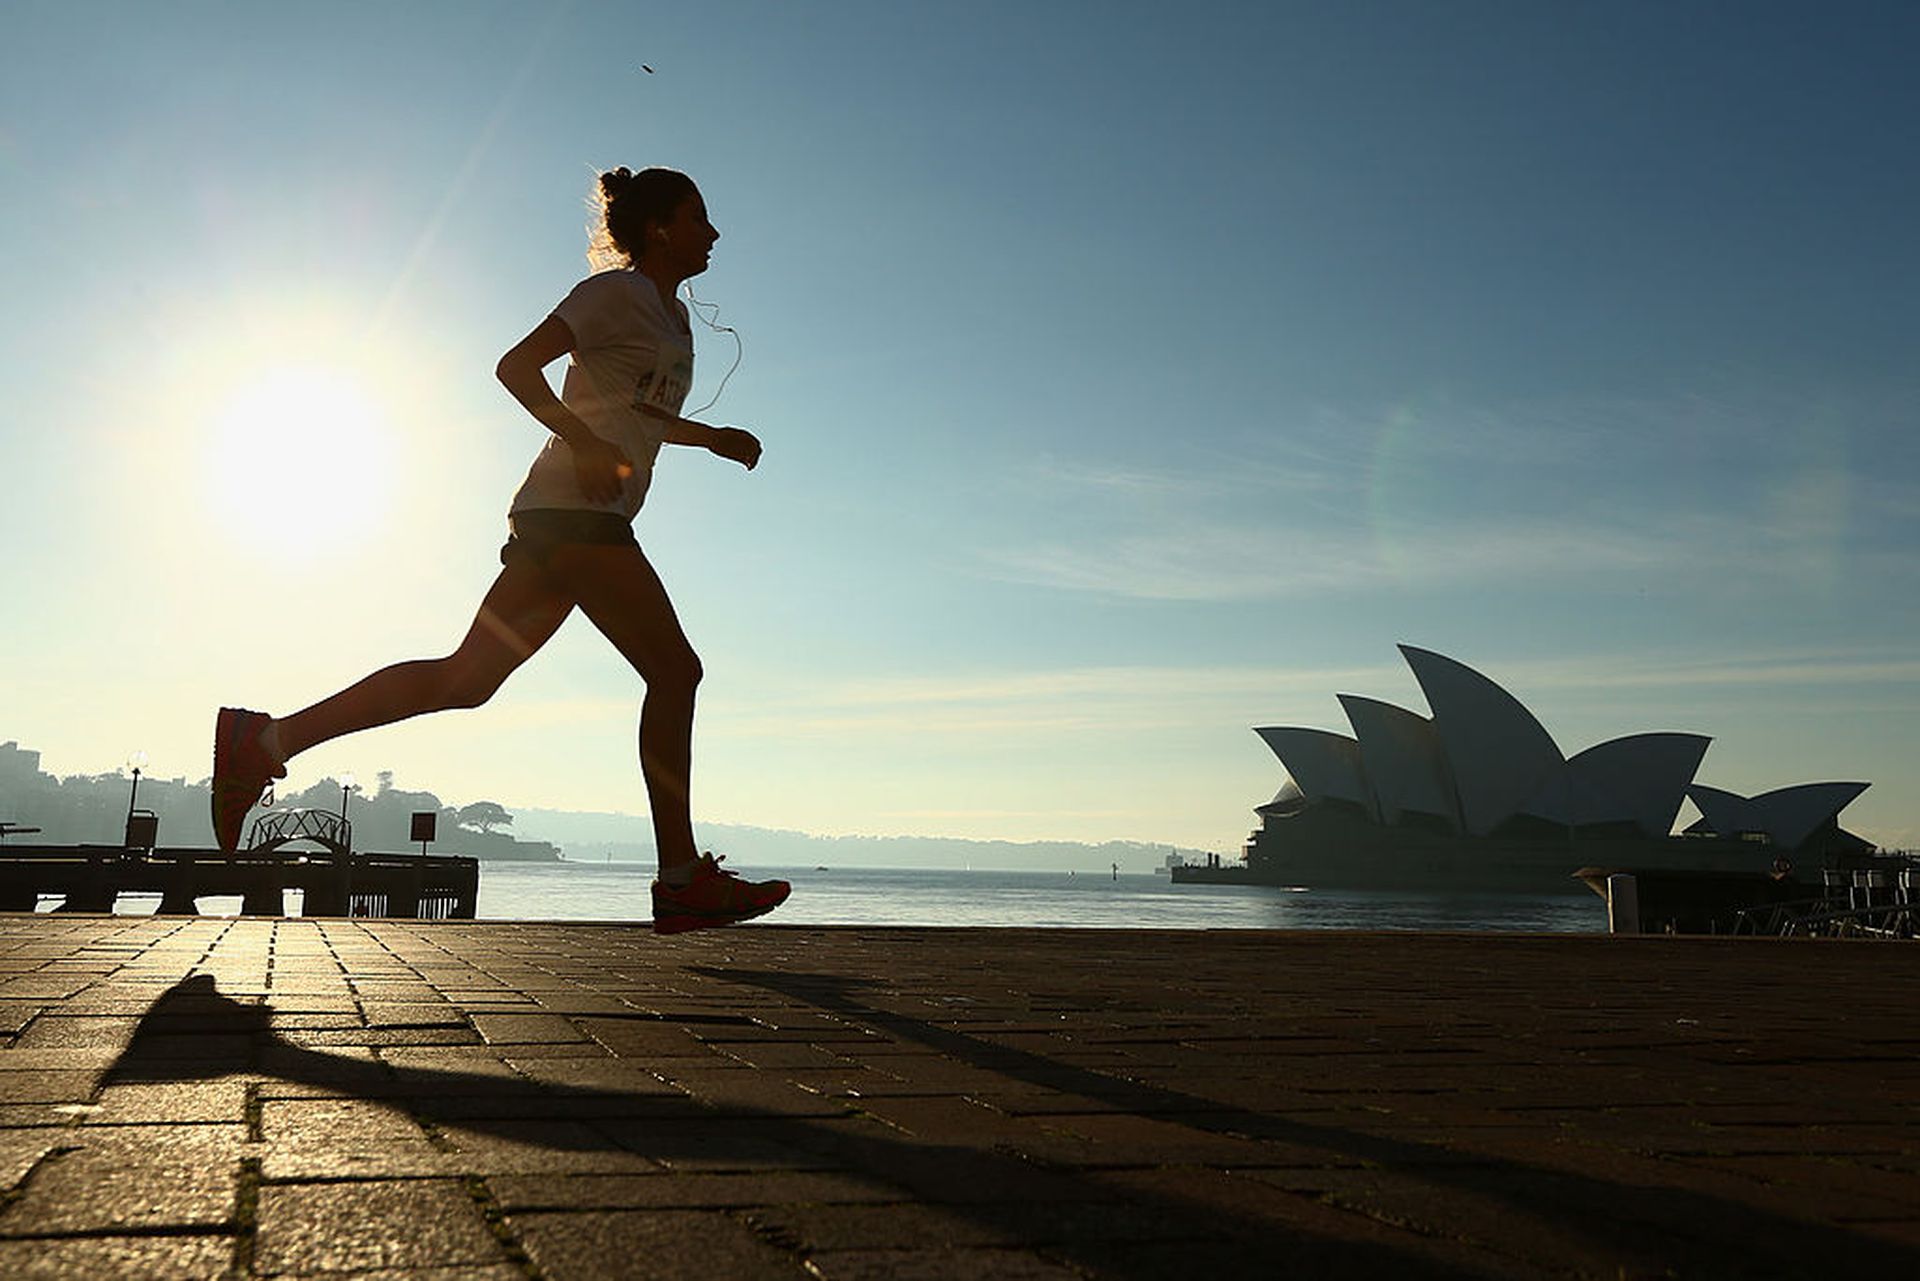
[1733,863,1919,939]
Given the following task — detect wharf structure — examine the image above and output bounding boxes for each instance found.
[0,807,477,918]
[1176,644,1873,895]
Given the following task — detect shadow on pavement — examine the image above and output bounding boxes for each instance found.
[97,971,1915,1279]
[698,965,1920,1281]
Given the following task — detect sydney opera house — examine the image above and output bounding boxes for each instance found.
[1196,645,1873,894]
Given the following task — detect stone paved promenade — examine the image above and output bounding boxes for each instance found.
[0,918,1916,1278]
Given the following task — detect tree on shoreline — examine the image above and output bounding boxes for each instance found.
[456,801,514,835]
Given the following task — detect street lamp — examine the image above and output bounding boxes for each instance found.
[125,750,148,829]
[339,772,360,918]
[123,750,158,850]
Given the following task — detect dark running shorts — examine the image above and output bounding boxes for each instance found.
[500,509,639,569]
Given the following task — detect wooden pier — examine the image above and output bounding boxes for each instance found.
[0,843,478,918]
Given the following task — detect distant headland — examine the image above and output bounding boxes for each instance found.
[0,740,1209,873]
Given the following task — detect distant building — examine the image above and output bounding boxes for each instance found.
[1220,645,1870,892]
[0,741,43,786]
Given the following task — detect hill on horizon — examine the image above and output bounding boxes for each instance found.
[1,738,1211,870]
[514,806,1209,873]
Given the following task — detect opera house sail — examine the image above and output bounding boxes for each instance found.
[1181,645,1873,894]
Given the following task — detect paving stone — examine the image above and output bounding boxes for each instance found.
[0,1231,232,1279]
[409,1089,695,1123]
[262,1097,430,1145]
[360,1000,470,1028]
[1690,1153,1920,1218]
[847,1096,1043,1146]
[285,1027,480,1048]
[747,1200,1196,1252]
[803,1246,1086,1280]
[277,1269,525,1280]
[795,1118,1113,1205]
[0,1047,120,1071]
[379,1047,526,1078]
[85,1078,251,1124]
[254,1178,505,1274]
[255,1043,383,1091]
[11,1015,139,1050]
[510,1208,813,1280]
[0,1071,105,1104]
[499,1056,678,1093]
[1048,1230,1478,1280]
[258,1143,455,1180]
[568,1014,714,1060]
[469,1012,587,1045]
[485,1037,612,1059]
[0,977,91,1000]
[432,1119,658,1173]
[0,1130,62,1189]
[0,1126,245,1234]
[0,1003,46,1036]
[599,1117,839,1173]
[716,1041,860,1071]
[964,1089,1130,1116]
[486,1170,896,1211]
[109,1031,255,1062]
[656,1067,856,1117]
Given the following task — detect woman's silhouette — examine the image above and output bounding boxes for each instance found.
[212,167,788,933]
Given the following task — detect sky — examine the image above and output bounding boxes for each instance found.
[2,1,1917,855]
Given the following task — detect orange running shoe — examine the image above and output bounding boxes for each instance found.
[211,707,286,853]
[651,853,791,935]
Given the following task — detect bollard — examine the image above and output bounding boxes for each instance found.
[1606,873,1641,935]
[157,850,200,915]
[57,853,116,913]
[240,877,284,916]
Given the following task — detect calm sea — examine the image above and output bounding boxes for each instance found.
[470,862,1606,932]
[91,862,1606,931]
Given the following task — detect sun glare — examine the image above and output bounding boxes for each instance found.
[201,364,396,559]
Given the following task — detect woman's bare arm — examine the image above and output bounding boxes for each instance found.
[643,406,762,470]
[496,315,631,502]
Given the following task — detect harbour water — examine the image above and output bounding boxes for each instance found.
[89,861,1607,930]
[470,861,1607,932]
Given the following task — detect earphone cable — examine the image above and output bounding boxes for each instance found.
[682,283,742,416]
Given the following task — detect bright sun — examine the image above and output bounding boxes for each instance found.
[201,363,396,559]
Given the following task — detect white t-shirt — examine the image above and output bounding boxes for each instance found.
[509,269,694,520]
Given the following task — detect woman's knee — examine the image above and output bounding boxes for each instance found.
[437,652,514,709]
[645,644,703,692]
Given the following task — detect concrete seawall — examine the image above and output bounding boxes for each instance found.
[0,917,1915,1277]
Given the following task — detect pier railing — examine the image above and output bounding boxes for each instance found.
[1731,862,1920,939]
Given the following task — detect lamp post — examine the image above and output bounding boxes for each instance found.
[339,773,359,917]
[122,750,158,851]
[124,750,148,833]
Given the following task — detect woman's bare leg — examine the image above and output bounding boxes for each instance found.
[273,560,577,762]
[544,543,704,877]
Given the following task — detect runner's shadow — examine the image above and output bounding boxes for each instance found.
[98,974,1505,1279]
[105,974,730,1131]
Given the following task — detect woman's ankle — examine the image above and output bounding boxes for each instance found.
[260,718,287,767]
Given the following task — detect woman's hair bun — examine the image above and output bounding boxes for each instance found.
[586,165,697,270]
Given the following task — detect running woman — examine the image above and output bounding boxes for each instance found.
[211,167,789,934]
